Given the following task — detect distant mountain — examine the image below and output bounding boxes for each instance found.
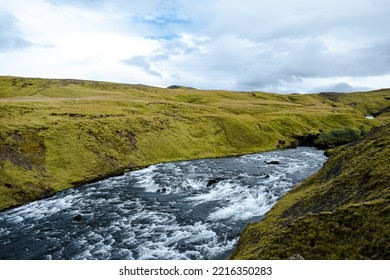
[167,85,197,90]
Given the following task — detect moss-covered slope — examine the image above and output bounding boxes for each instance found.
[230,124,390,260]
[0,76,389,210]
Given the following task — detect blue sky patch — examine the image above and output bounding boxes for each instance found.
[146,33,181,41]
[136,13,191,26]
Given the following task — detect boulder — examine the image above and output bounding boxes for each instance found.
[206,177,224,187]
[73,214,82,221]
[266,160,280,165]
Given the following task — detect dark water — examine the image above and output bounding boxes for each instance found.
[0,147,326,260]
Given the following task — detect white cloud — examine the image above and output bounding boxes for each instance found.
[0,0,161,82]
[0,11,32,52]
[0,0,389,92]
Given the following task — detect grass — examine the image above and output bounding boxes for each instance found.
[0,76,389,210]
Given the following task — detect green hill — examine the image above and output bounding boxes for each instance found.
[0,76,389,211]
[230,124,390,259]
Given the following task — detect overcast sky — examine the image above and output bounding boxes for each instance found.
[0,0,389,93]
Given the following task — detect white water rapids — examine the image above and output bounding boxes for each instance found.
[0,147,326,260]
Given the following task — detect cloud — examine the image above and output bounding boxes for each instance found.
[0,12,32,52]
[123,55,162,77]
[311,82,371,93]
[129,0,390,91]
[122,33,209,81]
[46,0,106,8]
[137,0,191,26]
[172,0,390,91]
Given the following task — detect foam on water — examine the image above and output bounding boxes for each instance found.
[0,147,327,260]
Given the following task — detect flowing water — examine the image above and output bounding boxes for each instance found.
[0,147,326,260]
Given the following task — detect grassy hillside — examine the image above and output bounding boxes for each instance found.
[230,124,390,260]
[0,76,389,210]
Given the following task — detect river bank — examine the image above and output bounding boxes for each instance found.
[230,124,390,260]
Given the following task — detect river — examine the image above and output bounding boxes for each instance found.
[0,147,326,260]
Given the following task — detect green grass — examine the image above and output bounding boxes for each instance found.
[0,76,389,210]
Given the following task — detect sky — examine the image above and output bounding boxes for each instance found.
[0,0,389,93]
